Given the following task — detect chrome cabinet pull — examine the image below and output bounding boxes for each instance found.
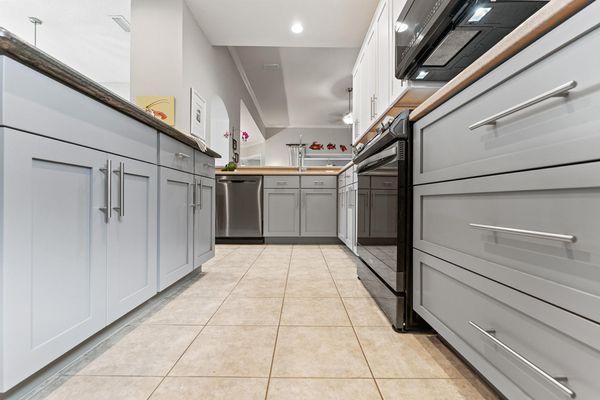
[276,181,288,185]
[469,321,576,399]
[99,160,112,222]
[469,223,576,243]
[192,179,197,209]
[112,162,125,217]
[469,81,577,130]
[373,95,377,117]
[314,181,324,186]
[175,152,191,159]
[198,181,204,210]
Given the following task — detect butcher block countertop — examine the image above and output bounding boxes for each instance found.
[0,28,220,158]
[354,0,591,146]
[216,166,343,176]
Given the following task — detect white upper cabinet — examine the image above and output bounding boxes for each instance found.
[376,0,391,115]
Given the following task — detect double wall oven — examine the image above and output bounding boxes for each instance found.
[354,112,423,331]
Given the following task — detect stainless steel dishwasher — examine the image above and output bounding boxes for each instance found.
[216,175,263,239]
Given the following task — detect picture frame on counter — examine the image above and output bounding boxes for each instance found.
[190,88,207,140]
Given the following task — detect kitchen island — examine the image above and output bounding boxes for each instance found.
[0,29,219,393]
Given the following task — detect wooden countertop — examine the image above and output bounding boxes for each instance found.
[354,0,591,146]
[216,166,343,176]
[0,28,220,158]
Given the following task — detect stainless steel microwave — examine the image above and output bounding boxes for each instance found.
[395,0,547,82]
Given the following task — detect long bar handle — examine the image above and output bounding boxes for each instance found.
[198,181,203,210]
[100,159,112,222]
[469,223,576,243]
[175,152,192,159]
[113,162,125,217]
[469,321,576,398]
[469,81,577,130]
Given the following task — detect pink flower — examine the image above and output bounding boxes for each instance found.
[241,131,250,141]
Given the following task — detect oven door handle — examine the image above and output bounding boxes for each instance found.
[357,143,399,174]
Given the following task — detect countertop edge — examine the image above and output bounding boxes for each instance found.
[0,28,221,159]
[409,0,591,122]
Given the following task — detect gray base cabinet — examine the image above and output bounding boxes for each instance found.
[301,189,337,237]
[158,167,194,290]
[106,156,158,323]
[264,188,300,237]
[193,176,215,267]
[0,128,159,391]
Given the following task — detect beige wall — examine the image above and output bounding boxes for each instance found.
[131,0,265,163]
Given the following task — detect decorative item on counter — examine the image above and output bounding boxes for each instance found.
[309,141,324,150]
[221,162,237,172]
[232,138,238,150]
[135,96,175,125]
[340,145,348,152]
[190,88,207,139]
[241,131,250,142]
[326,142,336,150]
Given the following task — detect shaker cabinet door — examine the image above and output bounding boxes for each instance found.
[264,189,300,237]
[301,189,337,237]
[194,177,215,267]
[107,156,158,323]
[1,129,108,391]
[158,167,194,290]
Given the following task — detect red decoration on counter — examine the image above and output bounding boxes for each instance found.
[326,143,336,150]
[340,145,348,152]
[309,141,324,150]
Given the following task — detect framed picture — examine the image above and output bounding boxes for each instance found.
[190,88,207,140]
[232,138,238,150]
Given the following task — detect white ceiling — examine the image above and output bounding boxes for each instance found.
[0,0,130,85]
[185,0,379,47]
[232,46,358,128]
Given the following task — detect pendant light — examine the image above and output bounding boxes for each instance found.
[342,87,353,125]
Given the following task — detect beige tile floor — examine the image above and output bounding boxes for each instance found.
[31,245,499,400]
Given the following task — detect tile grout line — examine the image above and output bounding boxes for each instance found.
[263,245,293,400]
[144,246,266,400]
[319,245,386,400]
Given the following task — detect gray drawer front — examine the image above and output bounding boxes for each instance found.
[414,250,600,400]
[194,150,215,177]
[344,167,354,184]
[264,175,300,189]
[413,8,600,184]
[300,175,337,189]
[159,133,194,173]
[358,176,370,189]
[370,176,397,190]
[414,161,600,324]
[0,56,157,164]
[338,174,346,188]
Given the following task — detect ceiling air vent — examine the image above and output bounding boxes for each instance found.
[262,63,281,71]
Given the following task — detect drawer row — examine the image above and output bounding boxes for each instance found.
[414,250,600,400]
[264,175,337,189]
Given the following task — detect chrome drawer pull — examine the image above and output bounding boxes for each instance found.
[469,321,576,399]
[99,159,112,223]
[175,152,191,159]
[276,181,288,185]
[469,223,576,243]
[469,80,577,130]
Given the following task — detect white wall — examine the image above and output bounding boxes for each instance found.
[240,99,265,165]
[265,127,352,166]
[131,0,266,163]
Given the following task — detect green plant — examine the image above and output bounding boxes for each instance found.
[221,162,237,172]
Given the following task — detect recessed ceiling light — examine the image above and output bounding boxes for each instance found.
[395,22,408,33]
[291,22,304,34]
[468,6,492,23]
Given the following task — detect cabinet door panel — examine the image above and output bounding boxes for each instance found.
[107,157,157,323]
[194,177,215,267]
[1,129,107,391]
[376,0,390,113]
[338,188,346,241]
[346,185,357,252]
[301,189,337,237]
[264,189,300,237]
[159,167,194,290]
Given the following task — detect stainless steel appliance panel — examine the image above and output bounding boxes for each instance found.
[216,176,263,238]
